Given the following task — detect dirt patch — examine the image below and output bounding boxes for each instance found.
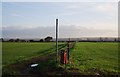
[68,68,79,71]
[2,53,57,75]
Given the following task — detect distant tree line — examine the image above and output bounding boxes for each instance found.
[0,36,53,42]
[77,37,119,42]
[0,37,119,42]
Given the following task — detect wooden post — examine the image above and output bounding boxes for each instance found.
[67,38,70,62]
[56,19,58,62]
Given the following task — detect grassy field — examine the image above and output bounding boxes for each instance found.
[68,42,119,74]
[2,42,119,76]
[2,42,66,66]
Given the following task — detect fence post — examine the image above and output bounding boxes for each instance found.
[67,42,70,62]
[56,19,58,63]
[67,38,70,62]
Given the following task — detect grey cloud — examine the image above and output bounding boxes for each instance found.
[2,25,116,38]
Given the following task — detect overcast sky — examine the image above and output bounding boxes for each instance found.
[2,2,118,38]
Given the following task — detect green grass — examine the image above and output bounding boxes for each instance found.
[2,42,66,66]
[2,42,119,75]
[69,42,119,74]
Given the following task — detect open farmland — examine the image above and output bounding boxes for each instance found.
[2,42,66,66]
[68,42,119,75]
[2,42,120,76]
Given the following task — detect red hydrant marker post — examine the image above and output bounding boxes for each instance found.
[64,51,67,64]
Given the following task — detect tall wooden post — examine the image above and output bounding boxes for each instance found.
[56,19,58,62]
